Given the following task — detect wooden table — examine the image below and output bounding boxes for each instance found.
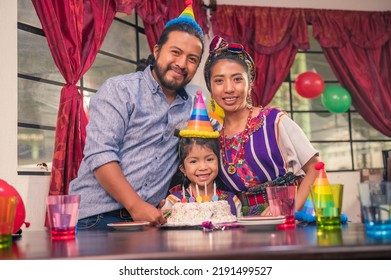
[1,223,391,260]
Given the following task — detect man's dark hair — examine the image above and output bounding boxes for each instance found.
[157,23,204,54]
[136,55,155,72]
[141,23,205,99]
[146,23,204,68]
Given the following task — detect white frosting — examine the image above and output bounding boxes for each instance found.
[166,200,237,226]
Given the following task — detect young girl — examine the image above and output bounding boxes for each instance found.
[163,137,241,216]
[162,90,241,216]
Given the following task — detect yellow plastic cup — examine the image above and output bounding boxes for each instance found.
[0,196,17,249]
[311,184,343,230]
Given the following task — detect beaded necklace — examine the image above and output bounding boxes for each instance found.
[219,107,253,175]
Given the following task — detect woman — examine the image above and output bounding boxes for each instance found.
[203,36,320,216]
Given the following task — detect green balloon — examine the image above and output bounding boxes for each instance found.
[321,86,352,113]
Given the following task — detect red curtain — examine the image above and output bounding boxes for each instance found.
[31,0,206,196]
[32,0,118,195]
[210,5,309,106]
[306,10,391,137]
[134,0,209,52]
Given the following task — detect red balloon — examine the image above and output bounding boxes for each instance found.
[0,178,30,233]
[294,72,325,99]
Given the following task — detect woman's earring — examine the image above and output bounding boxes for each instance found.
[211,99,216,112]
[246,91,253,108]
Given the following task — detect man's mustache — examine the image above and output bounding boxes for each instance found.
[168,65,188,77]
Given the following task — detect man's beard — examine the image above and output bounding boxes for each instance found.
[153,59,190,91]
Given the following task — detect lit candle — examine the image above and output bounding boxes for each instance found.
[196,183,203,202]
[203,182,210,202]
[212,181,218,201]
[181,185,187,203]
[188,185,195,202]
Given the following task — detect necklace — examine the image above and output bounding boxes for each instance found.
[219,107,253,175]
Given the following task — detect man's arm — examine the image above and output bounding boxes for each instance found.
[94,161,166,226]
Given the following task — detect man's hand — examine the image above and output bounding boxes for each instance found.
[128,200,167,226]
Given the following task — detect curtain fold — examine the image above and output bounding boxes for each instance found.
[32,0,117,195]
[210,5,309,106]
[134,0,209,52]
[113,0,137,14]
[307,9,391,137]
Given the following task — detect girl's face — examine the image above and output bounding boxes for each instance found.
[180,143,218,189]
[210,59,251,113]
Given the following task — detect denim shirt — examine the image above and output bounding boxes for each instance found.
[69,66,195,219]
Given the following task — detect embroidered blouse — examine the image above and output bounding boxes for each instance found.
[218,107,318,216]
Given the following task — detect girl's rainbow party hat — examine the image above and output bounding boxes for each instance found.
[179,90,219,139]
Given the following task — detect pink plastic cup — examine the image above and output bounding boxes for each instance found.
[46,195,80,240]
[266,185,297,229]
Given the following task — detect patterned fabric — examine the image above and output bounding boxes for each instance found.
[204,35,256,91]
[219,107,318,216]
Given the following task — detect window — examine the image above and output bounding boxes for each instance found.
[17,3,391,173]
[17,0,148,173]
[270,26,391,171]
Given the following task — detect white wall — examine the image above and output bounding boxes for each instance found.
[328,172,361,223]
[0,1,17,184]
[0,0,50,231]
[1,1,389,231]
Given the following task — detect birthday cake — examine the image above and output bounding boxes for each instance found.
[166,200,237,226]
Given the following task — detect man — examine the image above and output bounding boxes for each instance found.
[69,2,204,229]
